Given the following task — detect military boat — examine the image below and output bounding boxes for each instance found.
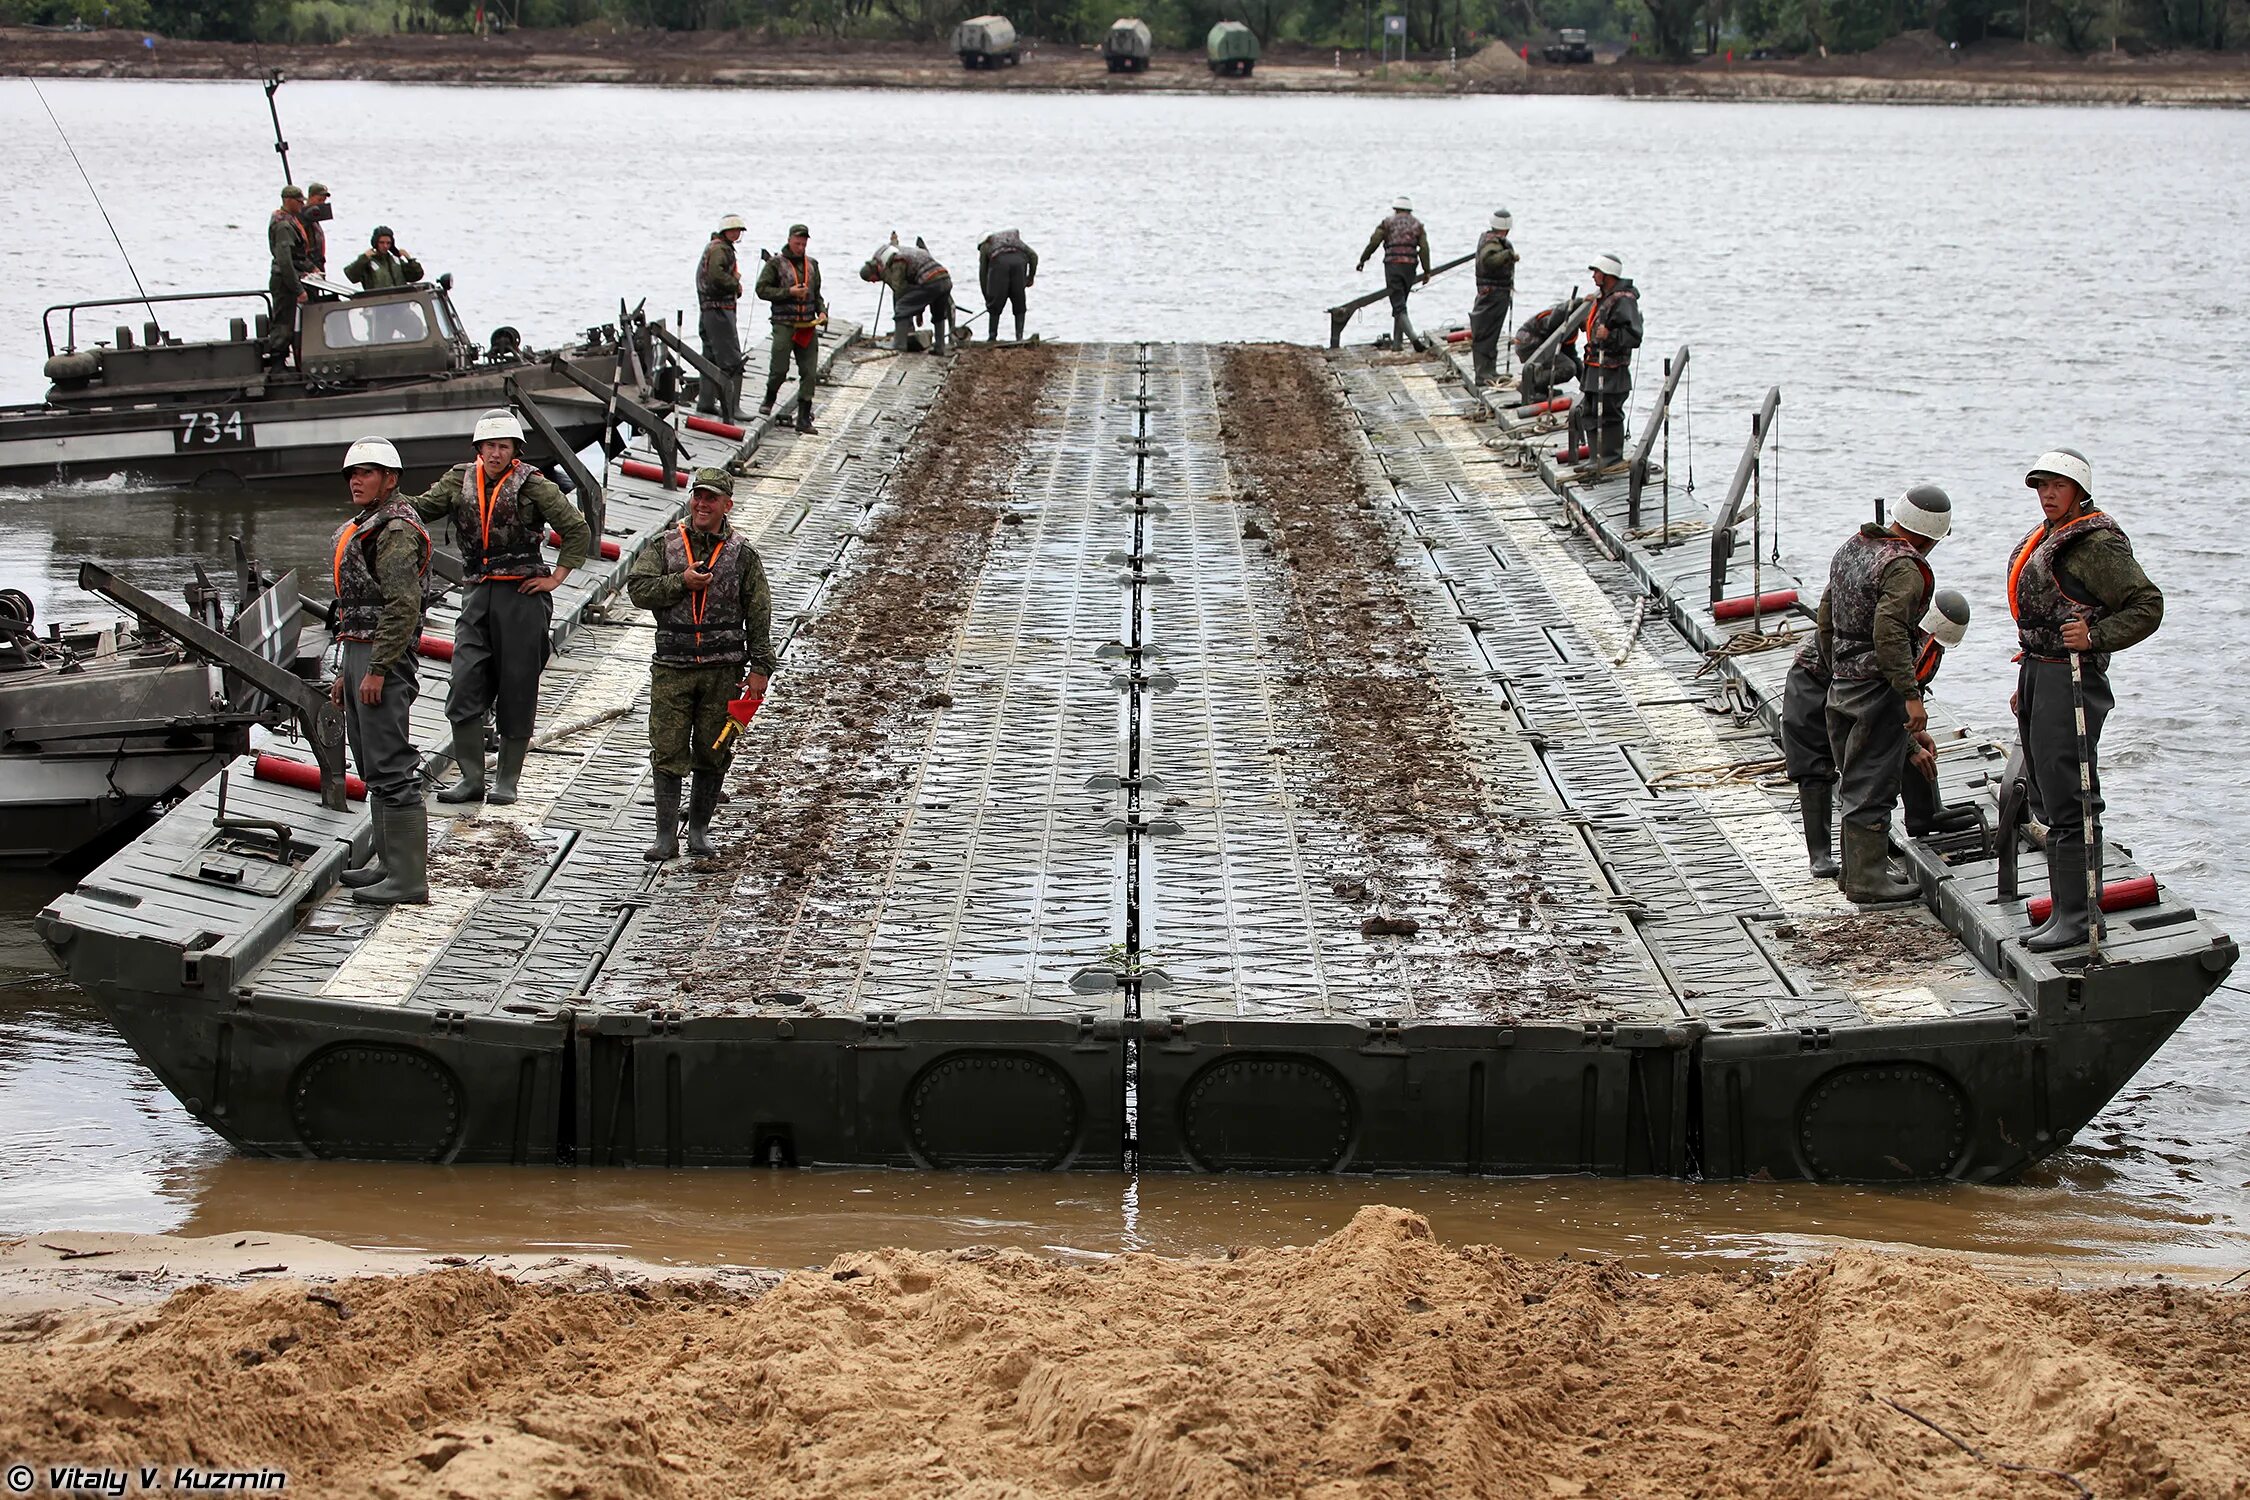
[0,278,625,489]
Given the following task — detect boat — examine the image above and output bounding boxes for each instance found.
[0,277,627,489]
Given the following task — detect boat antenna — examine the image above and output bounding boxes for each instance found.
[30,80,157,327]
[262,69,293,184]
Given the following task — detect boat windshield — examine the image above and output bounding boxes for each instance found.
[322,300,431,347]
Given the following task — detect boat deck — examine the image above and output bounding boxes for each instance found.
[37,336,2235,1181]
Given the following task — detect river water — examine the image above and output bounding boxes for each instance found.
[1,82,2245,1271]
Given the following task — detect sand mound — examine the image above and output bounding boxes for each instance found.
[3,1206,2245,1496]
[1462,40,1532,82]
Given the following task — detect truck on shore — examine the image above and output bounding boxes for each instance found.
[1206,19,1258,75]
[953,14,1019,68]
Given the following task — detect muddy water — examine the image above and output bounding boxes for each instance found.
[2,84,2248,1269]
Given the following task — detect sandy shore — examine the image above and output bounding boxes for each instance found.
[7,26,2250,106]
[3,1206,2244,1496]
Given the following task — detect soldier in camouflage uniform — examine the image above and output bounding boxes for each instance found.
[697,214,747,417]
[2008,448,2164,951]
[756,223,826,433]
[1818,486,1951,904]
[864,240,957,355]
[328,436,432,907]
[344,226,424,290]
[1512,298,1582,405]
[262,185,314,365]
[1357,195,1432,351]
[625,467,777,861]
[1578,253,1642,468]
[1467,209,1517,387]
[302,182,333,276]
[977,228,1038,343]
[408,408,594,807]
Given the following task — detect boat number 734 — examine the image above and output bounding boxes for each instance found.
[174,409,251,449]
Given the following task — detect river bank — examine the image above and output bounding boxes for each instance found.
[7,25,2250,105]
[3,1208,2242,1496]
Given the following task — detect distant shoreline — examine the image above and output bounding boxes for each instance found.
[6,26,2250,107]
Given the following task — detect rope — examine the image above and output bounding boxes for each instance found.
[1693,624,1808,676]
[1610,597,1648,665]
[1647,756,1786,789]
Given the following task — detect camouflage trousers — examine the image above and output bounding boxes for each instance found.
[649,660,741,777]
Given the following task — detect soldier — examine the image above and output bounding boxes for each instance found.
[625,467,776,861]
[1356,194,1431,352]
[1819,486,1951,904]
[1578,253,1642,468]
[2008,448,2164,951]
[328,436,432,907]
[863,240,957,355]
[1468,209,1517,387]
[345,226,423,290]
[697,214,747,417]
[756,223,827,433]
[408,408,594,806]
[1785,587,1969,879]
[262,185,314,366]
[1512,298,1581,404]
[977,227,1038,343]
[302,182,334,276]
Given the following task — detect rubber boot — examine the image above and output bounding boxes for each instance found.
[893,321,914,353]
[761,377,783,415]
[338,806,389,889]
[435,723,485,804]
[1391,313,1409,350]
[932,318,949,356]
[1014,312,1026,343]
[643,774,682,862]
[486,737,530,806]
[352,801,429,906]
[686,769,723,858]
[794,399,817,435]
[2027,844,2098,952]
[1800,781,1839,880]
[988,310,1002,343]
[1840,822,1918,904]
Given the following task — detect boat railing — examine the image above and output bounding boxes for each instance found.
[1709,385,1781,605]
[1626,345,1689,539]
[44,289,274,356]
[1326,252,1473,348]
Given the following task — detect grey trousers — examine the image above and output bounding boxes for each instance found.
[894,278,955,347]
[697,305,742,413]
[446,580,553,739]
[1468,290,1510,377]
[1384,261,1417,315]
[982,253,1030,326]
[341,641,422,809]
[1791,660,1936,832]
[1826,676,1910,831]
[2017,656,2110,854]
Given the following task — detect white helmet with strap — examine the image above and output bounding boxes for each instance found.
[341,436,402,472]
[1892,483,1952,543]
[472,408,525,446]
[1919,587,1971,648]
[1589,252,1623,278]
[1490,208,1512,232]
[717,213,746,233]
[2025,447,2093,500]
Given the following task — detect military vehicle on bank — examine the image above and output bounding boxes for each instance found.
[1207,20,1260,74]
[953,14,1020,68]
[1543,27,1595,62]
[1103,17,1153,71]
[0,277,616,490]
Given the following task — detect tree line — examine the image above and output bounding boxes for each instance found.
[7,0,2241,61]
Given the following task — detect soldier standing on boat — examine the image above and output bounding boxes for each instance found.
[626,467,776,862]
[1578,253,1642,469]
[1819,486,1951,904]
[864,240,958,355]
[697,214,747,417]
[977,228,1038,344]
[329,436,432,907]
[302,182,334,276]
[262,185,314,366]
[1357,195,1431,352]
[344,227,423,290]
[2008,448,2164,951]
[1785,586,1970,880]
[1467,209,1516,387]
[757,224,827,433]
[409,408,594,807]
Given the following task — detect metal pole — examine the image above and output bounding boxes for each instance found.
[263,71,293,185]
[2070,649,2103,962]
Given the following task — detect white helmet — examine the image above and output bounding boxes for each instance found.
[472,408,525,446]
[873,242,902,266]
[1919,588,1971,648]
[1490,209,1513,232]
[1891,482,1953,543]
[2025,447,2093,500]
[1589,252,1623,278]
[341,436,402,472]
[717,213,746,233]
[1392,195,1414,212]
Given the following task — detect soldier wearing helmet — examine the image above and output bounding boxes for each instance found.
[862,237,957,356]
[1577,252,1642,470]
[1467,208,1517,387]
[697,214,748,417]
[2008,448,2164,951]
[329,435,433,906]
[1817,485,1953,904]
[625,466,777,862]
[407,408,594,806]
[1357,194,1432,352]
[344,226,423,291]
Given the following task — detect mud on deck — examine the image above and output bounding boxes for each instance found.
[37,340,2235,1182]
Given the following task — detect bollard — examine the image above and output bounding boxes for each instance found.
[417,633,454,661]
[253,752,366,801]
[620,458,688,488]
[2026,874,2158,925]
[1711,588,1799,621]
[547,529,622,560]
